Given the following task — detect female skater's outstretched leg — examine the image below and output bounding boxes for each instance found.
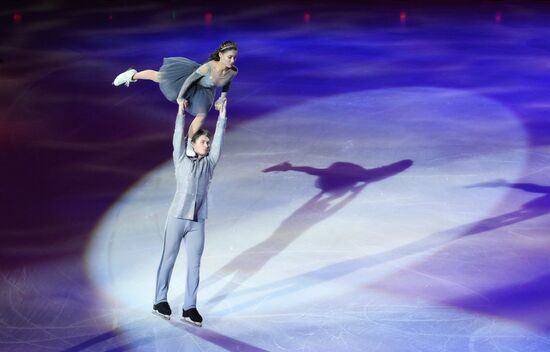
[188,113,207,138]
[186,113,207,156]
[133,70,160,83]
[113,68,159,86]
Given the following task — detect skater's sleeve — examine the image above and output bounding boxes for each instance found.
[207,114,227,165]
[172,110,186,165]
[177,64,208,101]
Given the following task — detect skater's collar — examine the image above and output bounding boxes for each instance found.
[187,151,209,160]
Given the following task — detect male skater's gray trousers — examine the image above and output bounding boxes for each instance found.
[154,216,205,310]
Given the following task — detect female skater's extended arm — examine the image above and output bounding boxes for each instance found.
[177,64,209,108]
[214,68,237,110]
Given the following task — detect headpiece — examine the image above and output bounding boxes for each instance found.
[220,42,237,51]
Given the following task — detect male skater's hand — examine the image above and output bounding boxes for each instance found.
[215,96,227,111]
[219,99,227,119]
[177,97,189,112]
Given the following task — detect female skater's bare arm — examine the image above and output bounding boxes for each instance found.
[214,68,237,110]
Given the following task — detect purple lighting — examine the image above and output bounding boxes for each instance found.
[2,1,550,351]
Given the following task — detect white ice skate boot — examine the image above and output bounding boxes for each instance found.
[112,68,137,87]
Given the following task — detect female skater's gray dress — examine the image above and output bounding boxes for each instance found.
[159,57,217,116]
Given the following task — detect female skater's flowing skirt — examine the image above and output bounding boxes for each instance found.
[159,57,215,116]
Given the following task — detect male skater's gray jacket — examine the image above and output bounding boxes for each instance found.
[168,111,226,221]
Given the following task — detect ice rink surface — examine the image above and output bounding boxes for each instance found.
[2,1,550,351]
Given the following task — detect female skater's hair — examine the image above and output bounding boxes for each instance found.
[208,41,238,61]
[191,129,212,143]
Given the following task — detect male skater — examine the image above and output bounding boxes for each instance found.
[153,100,228,327]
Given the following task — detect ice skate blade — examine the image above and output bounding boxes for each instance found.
[181,317,202,327]
[152,310,171,320]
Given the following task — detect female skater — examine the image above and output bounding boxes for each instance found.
[113,41,238,143]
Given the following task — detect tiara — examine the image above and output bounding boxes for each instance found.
[220,43,237,51]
